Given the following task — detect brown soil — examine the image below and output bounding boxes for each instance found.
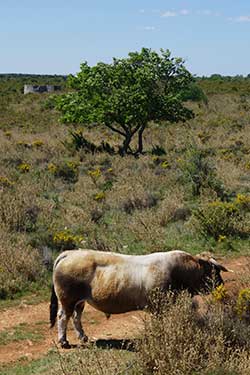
[0,256,249,365]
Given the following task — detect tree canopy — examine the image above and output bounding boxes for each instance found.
[56,48,194,155]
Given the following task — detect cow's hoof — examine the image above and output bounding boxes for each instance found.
[60,340,71,349]
[80,335,89,344]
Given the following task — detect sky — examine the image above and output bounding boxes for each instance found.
[1,0,250,76]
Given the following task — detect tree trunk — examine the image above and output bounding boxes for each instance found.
[137,124,146,154]
[119,132,132,156]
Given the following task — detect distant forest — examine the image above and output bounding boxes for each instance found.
[0,73,250,97]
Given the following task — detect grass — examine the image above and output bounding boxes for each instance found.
[0,323,44,346]
[0,348,137,375]
[0,350,59,375]
[1,77,250,300]
[0,288,50,311]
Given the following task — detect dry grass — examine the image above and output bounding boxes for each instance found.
[54,292,250,375]
[1,86,250,299]
[137,291,250,375]
[0,229,45,298]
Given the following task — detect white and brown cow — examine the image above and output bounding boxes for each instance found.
[50,249,228,348]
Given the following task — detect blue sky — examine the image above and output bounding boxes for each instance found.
[1,0,250,76]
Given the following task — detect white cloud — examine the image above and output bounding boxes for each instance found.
[180,9,190,16]
[236,15,250,22]
[140,26,156,31]
[161,11,177,18]
[228,15,250,23]
[197,10,212,16]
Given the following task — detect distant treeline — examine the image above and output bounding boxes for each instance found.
[0,73,250,98]
[0,74,67,101]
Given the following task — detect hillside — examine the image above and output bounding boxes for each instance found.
[1,75,250,374]
[1,76,250,298]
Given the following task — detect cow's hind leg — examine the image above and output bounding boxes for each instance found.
[72,300,88,344]
[58,305,73,348]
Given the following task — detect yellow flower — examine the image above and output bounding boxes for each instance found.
[161,161,170,169]
[235,193,250,206]
[245,162,250,170]
[94,191,106,201]
[67,161,78,171]
[0,176,14,187]
[48,163,57,173]
[88,168,101,178]
[218,235,226,243]
[4,131,12,137]
[236,289,250,319]
[18,163,31,173]
[32,140,44,147]
[212,284,227,302]
[52,230,84,249]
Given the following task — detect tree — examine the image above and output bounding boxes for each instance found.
[56,48,194,155]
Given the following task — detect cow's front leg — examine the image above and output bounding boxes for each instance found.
[58,308,71,348]
[72,300,88,344]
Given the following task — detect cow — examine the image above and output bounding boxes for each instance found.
[50,249,229,348]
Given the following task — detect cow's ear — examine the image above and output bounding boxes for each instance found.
[209,258,230,272]
[198,258,211,272]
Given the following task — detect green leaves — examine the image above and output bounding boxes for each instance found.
[56,48,194,154]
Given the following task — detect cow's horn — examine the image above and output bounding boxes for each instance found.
[209,258,233,272]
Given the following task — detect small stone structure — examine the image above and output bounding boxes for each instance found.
[24,84,61,94]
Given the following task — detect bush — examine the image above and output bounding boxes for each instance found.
[51,230,84,250]
[180,82,208,104]
[181,146,227,199]
[236,289,250,321]
[193,197,250,240]
[0,186,40,232]
[137,291,250,375]
[53,161,79,183]
[0,232,45,299]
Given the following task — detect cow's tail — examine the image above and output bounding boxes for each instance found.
[50,283,58,328]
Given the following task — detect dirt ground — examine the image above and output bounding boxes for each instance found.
[0,256,249,365]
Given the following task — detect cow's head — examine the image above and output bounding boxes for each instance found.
[198,258,230,293]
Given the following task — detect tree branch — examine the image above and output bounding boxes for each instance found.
[105,123,126,137]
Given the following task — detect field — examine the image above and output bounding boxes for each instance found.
[1,74,250,374]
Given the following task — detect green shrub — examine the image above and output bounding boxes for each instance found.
[236,289,250,321]
[54,161,79,183]
[52,230,84,250]
[181,82,208,104]
[181,146,227,199]
[193,198,250,240]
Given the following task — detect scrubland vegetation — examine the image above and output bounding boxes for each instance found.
[1,70,250,374]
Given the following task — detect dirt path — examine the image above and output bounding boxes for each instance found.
[0,256,249,365]
[0,299,145,364]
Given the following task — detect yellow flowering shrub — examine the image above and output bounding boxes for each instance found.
[88,168,102,185]
[193,199,241,240]
[218,235,227,243]
[47,163,57,173]
[94,191,106,201]
[16,141,30,148]
[0,176,14,188]
[52,230,84,250]
[236,289,250,320]
[32,140,44,148]
[235,193,250,209]
[18,163,31,173]
[245,162,250,170]
[161,160,170,169]
[212,284,227,302]
[4,131,12,137]
[53,161,79,182]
